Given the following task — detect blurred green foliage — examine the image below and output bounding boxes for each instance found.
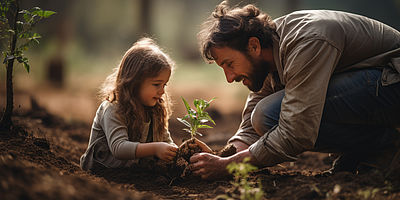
[217,157,264,200]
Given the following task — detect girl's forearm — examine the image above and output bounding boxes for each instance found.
[135,142,159,158]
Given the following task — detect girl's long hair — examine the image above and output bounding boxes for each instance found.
[99,38,174,141]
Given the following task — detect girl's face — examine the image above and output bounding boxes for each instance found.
[139,68,171,107]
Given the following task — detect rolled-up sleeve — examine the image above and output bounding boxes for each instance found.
[102,107,139,160]
[249,39,341,166]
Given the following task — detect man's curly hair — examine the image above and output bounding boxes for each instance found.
[198,1,276,62]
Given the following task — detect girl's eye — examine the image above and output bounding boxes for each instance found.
[153,83,167,88]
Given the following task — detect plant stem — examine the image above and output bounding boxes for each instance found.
[0,0,18,131]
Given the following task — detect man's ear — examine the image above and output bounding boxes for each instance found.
[247,37,261,57]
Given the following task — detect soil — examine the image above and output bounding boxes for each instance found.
[1,106,400,200]
[177,138,205,163]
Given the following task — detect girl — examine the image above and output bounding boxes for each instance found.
[80,37,178,171]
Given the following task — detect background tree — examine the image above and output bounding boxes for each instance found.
[0,0,55,131]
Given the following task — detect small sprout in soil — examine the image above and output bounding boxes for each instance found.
[176,97,216,138]
[217,157,264,200]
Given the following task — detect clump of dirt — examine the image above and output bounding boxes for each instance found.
[176,138,204,162]
[167,137,237,181]
[176,137,237,162]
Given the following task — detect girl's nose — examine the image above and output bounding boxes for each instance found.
[159,86,165,95]
[224,69,236,83]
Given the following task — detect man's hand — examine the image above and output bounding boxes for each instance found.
[189,149,256,180]
[189,153,229,180]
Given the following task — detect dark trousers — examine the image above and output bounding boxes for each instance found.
[252,68,400,155]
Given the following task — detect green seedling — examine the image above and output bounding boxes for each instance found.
[176,97,216,138]
[0,0,55,130]
[218,157,264,200]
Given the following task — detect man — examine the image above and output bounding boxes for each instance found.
[190,1,400,180]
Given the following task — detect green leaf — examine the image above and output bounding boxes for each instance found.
[198,124,213,129]
[32,37,40,44]
[22,12,30,22]
[202,114,215,125]
[42,10,56,18]
[182,97,191,113]
[208,97,216,104]
[31,8,56,18]
[193,99,200,110]
[179,97,217,138]
[182,114,190,121]
[22,62,30,73]
[29,7,41,15]
[208,117,216,125]
[200,99,208,110]
[177,117,191,128]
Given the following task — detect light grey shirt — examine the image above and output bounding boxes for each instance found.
[80,101,175,170]
[229,10,400,166]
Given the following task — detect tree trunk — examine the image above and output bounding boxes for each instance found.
[139,0,152,34]
[0,0,19,131]
[0,60,15,130]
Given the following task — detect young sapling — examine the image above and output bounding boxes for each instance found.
[176,97,215,161]
[177,97,216,138]
[0,0,55,130]
[167,97,237,181]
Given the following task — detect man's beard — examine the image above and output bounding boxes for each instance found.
[246,59,271,92]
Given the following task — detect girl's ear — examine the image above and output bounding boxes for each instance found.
[247,37,261,57]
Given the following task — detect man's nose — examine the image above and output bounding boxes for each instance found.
[223,69,236,83]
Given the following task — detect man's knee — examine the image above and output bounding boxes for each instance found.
[251,105,271,136]
[251,95,282,136]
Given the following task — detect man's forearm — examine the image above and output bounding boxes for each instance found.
[230,140,250,152]
[227,149,261,166]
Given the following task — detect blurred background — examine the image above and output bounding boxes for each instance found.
[1,0,400,145]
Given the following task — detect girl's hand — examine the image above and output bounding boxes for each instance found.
[155,142,178,161]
